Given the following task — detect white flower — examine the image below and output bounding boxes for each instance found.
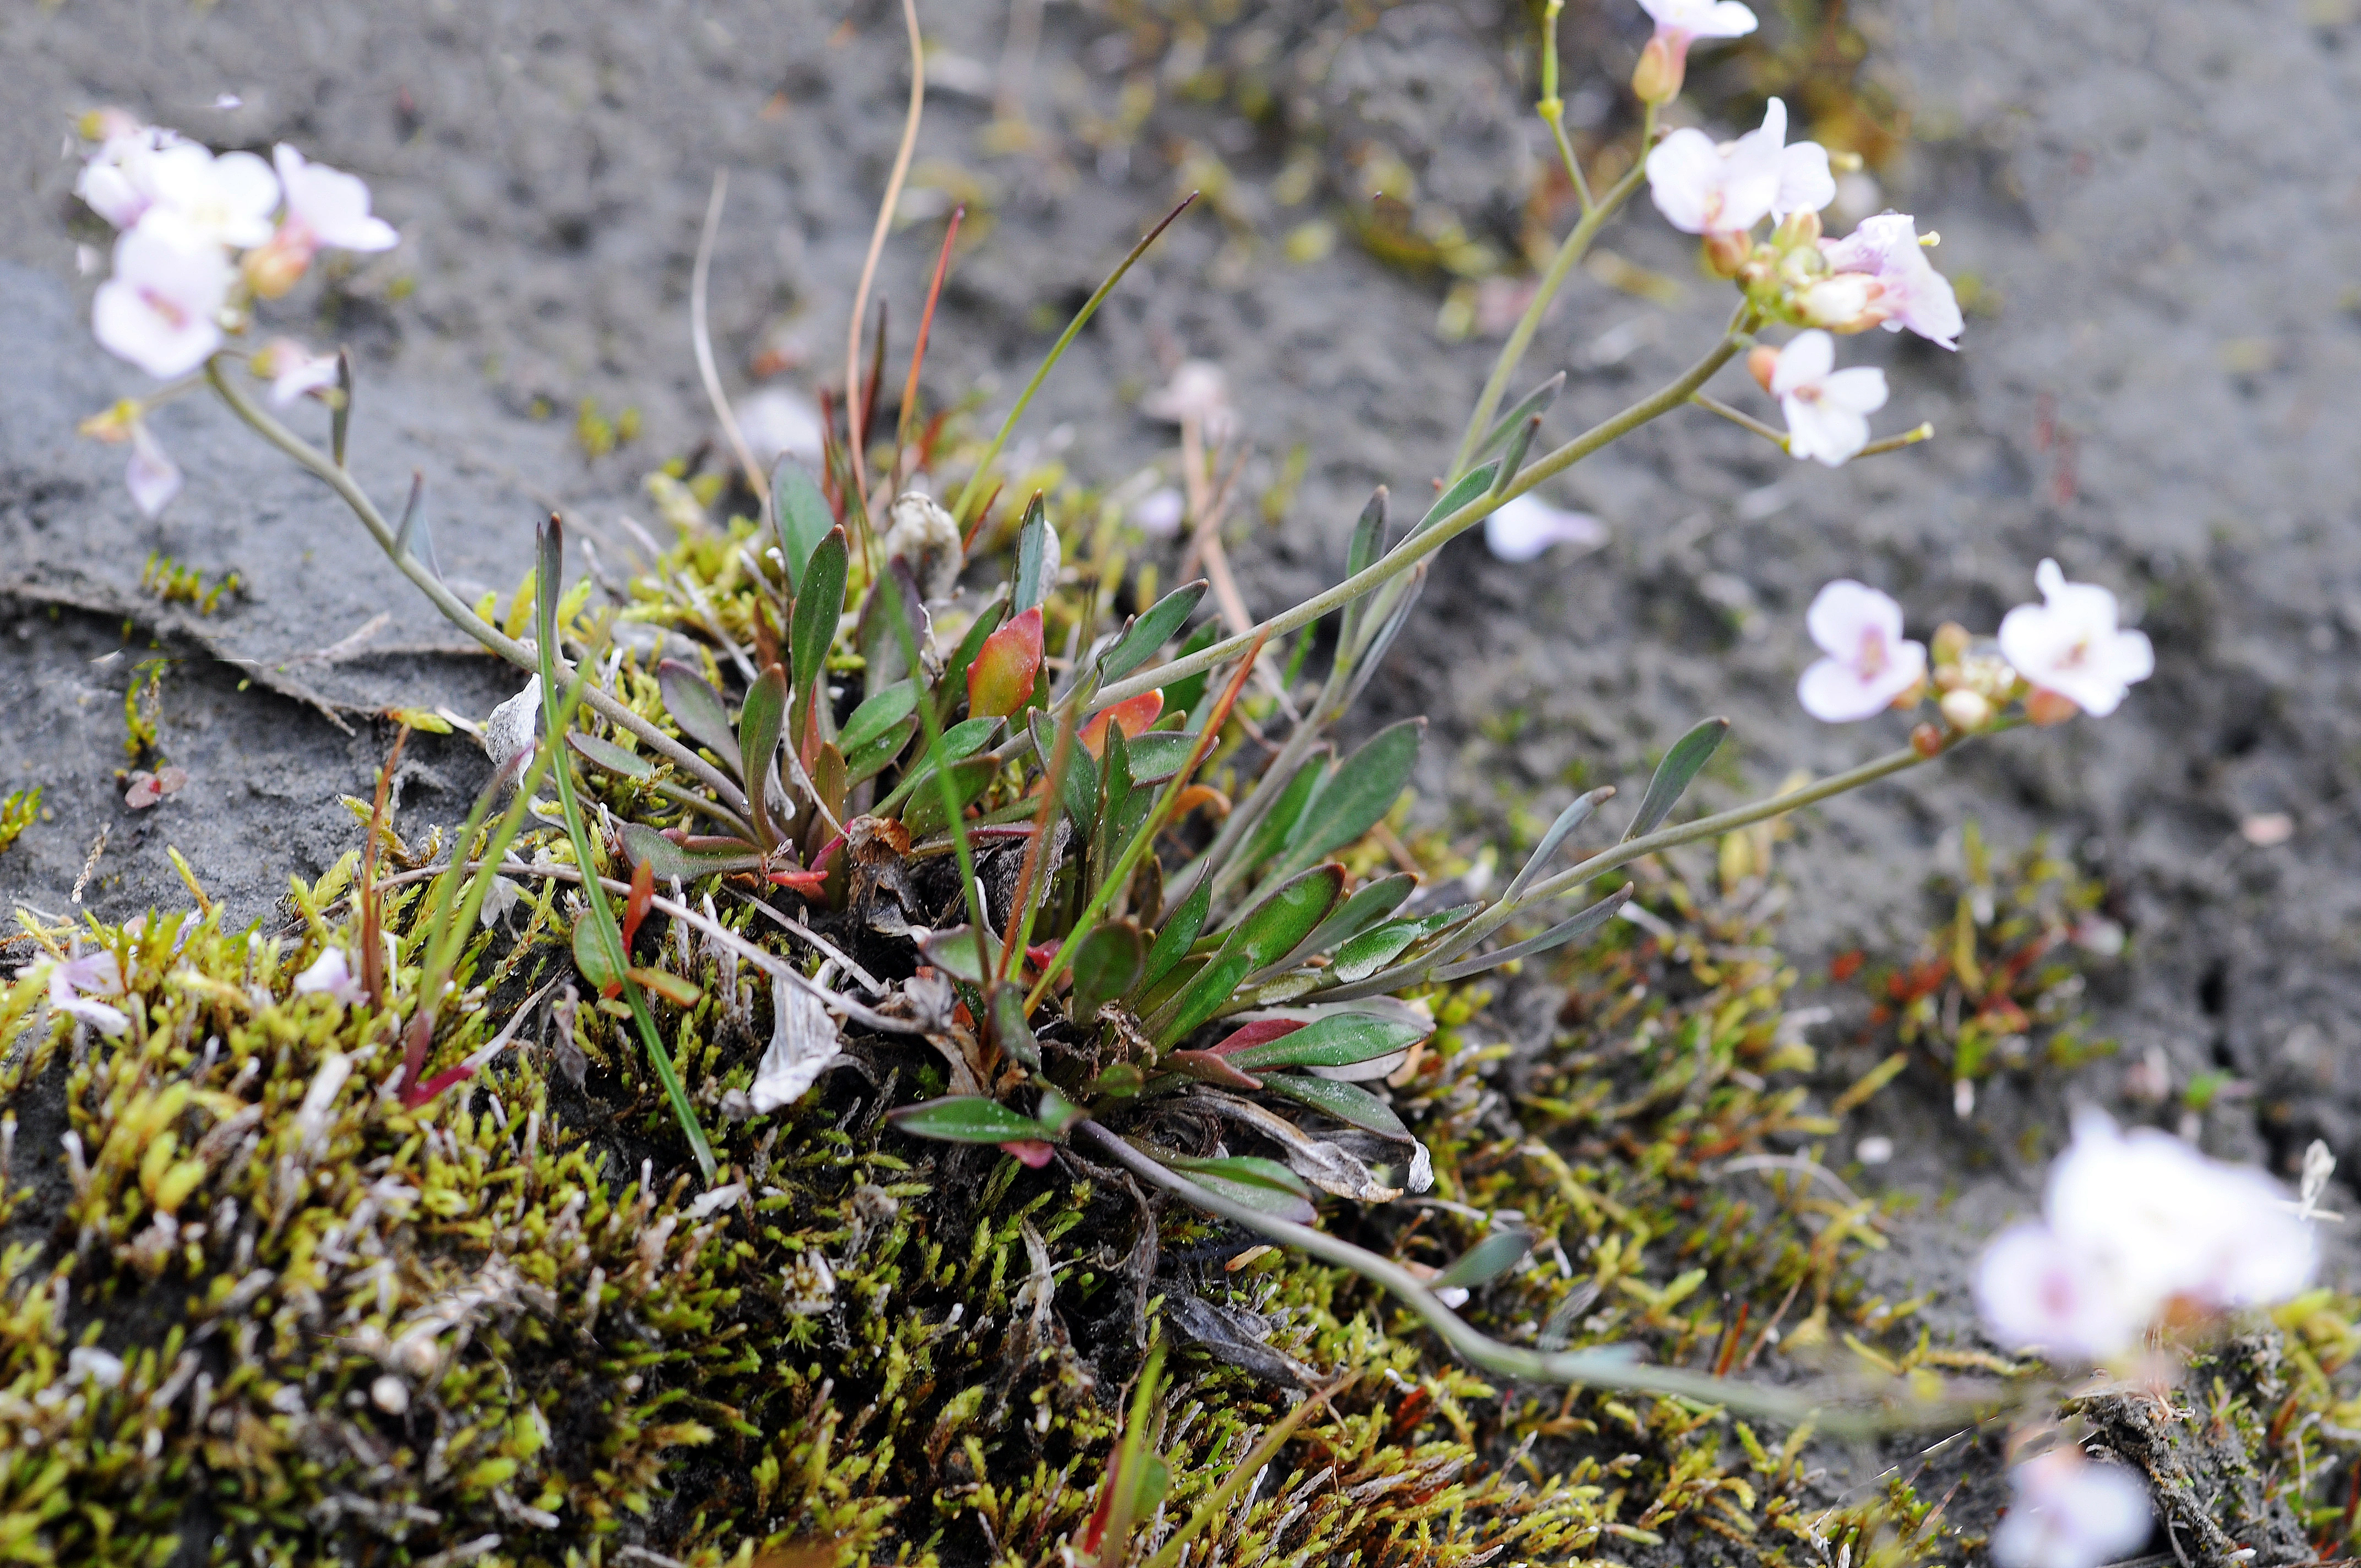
[1819,213,1964,350]
[273,144,399,252]
[293,946,369,1007]
[254,338,339,406]
[1483,494,1607,562]
[1990,1449,2151,1568]
[1973,1221,2141,1362]
[93,222,235,379]
[124,421,183,519]
[1997,561,2155,718]
[737,386,825,466]
[1143,361,1235,444]
[1974,1110,2317,1362]
[1131,486,1186,538]
[134,141,279,252]
[48,950,129,1038]
[1796,580,1925,721]
[1640,0,1759,43]
[882,492,965,601]
[1646,98,1833,237]
[75,121,188,230]
[750,979,843,1113]
[1766,330,1887,466]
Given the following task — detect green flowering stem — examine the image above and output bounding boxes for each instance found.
[205,358,753,821]
[1089,325,1743,714]
[1078,1120,1987,1437]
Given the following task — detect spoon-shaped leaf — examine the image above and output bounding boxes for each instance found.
[1222,1010,1429,1072]
[1622,717,1728,843]
[656,659,740,774]
[1100,581,1207,683]
[890,1096,1058,1145]
[770,456,835,592]
[1432,1227,1533,1292]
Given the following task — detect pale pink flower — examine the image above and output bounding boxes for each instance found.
[1639,0,1759,49]
[1484,493,1608,562]
[254,338,339,406]
[1768,330,1887,466]
[1143,361,1236,444]
[1646,99,1833,237]
[74,121,188,230]
[272,144,399,252]
[1796,579,1925,721]
[1819,213,1964,350]
[93,223,233,378]
[124,421,183,518]
[1131,486,1186,538]
[134,141,280,251]
[1972,1222,2140,1362]
[1990,1450,2151,1568]
[48,950,129,1038]
[293,946,369,1007]
[1997,562,2155,718]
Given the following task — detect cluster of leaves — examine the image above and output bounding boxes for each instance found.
[0,790,36,859]
[139,553,242,617]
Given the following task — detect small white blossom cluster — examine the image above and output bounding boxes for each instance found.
[70,111,398,515]
[1974,1109,2316,1364]
[1796,562,2154,728]
[1636,17,1962,467]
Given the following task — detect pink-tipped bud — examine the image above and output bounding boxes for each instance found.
[2025,688,2081,727]
[1632,32,1688,105]
[242,228,314,300]
[1747,344,1781,394]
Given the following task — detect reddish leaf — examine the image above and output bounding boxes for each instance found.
[1079,690,1165,758]
[622,858,655,954]
[768,868,828,895]
[967,606,1044,721]
[1209,1019,1302,1056]
[400,1061,475,1109]
[999,1139,1056,1168]
[1163,1050,1264,1090]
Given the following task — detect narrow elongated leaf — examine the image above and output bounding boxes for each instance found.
[570,731,652,781]
[1141,876,1211,994]
[770,456,835,592]
[843,714,918,785]
[1033,708,1100,833]
[1472,372,1565,464]
[1222,863,1345,973]
[857,559,928,689]
[1164,1155,1318,1223]
[1428,886,1633,982]
[657,660,740,772]
[1405,461,1498,541]
[1070,922,1145,1023]
[901,756,996,836]
[840,680,918,754]
[1325,904,1476,985]
[1235,749,1327,878]
[790,526,850,736]
[1091,723,1136,889]
[1622,717,1728,843]
[968,606,1043,720]
[1150,949,1253,1049]
[738,662,789,842]
[1223,1010,1428,1072]
[1255,1072,1409,1140]
[890,1096,1058,1145]
[1488,414,1540,495]
[990,984,1041,1071]
[1100,582,1207,683]
[1505,786,1615,902]
[1432,1227,1533,1292]
[1299,873,1417,960]
[621,822,761,881]
[1012,496,1055,613]
[1278,720,1422,871]
[1336,489,1391,654]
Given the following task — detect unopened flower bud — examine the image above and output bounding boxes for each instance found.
[1911,722,1945,758]
[2025,687,2081,727]
[242,232,312,300]
[1631,34,1685,105]
[1939,689,1992,731]
[1702,228,1753,278]
[1772,209,1824,249]
[1747,344,1781,393]
[369,1374,410,1415]
[1798,274,1881,332]
[1930,622,1970,668]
